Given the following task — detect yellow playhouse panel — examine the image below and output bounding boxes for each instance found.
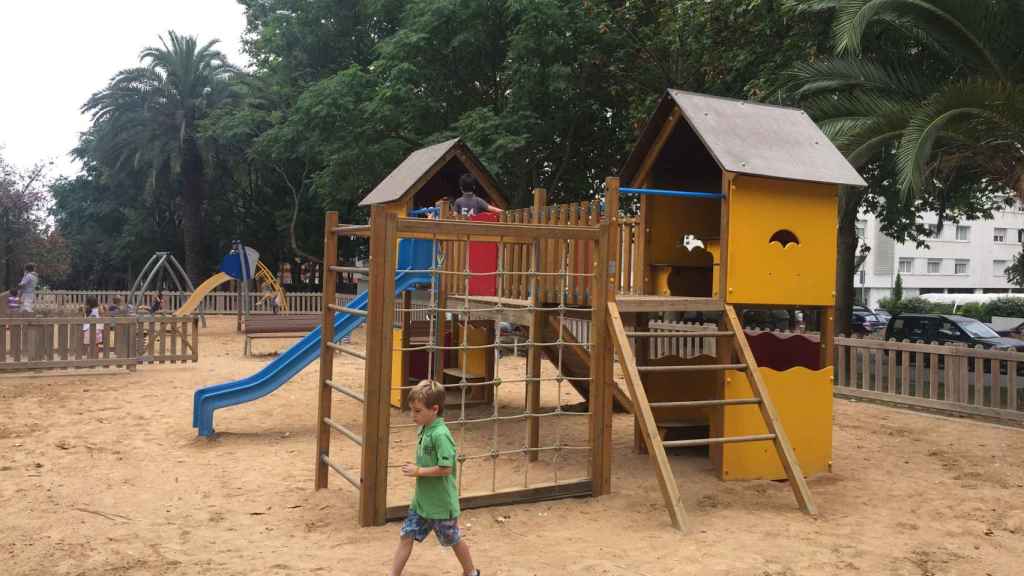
[726,176,838,306]
[718,367,832,481]
[390,327,404,408]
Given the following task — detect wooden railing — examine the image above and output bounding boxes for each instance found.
[835,337,1024,423]
[437,200,641,305]
[0,315,199,372]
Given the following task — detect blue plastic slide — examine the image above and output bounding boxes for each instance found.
[193,268,430,436]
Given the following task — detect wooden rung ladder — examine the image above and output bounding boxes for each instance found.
[607,301,817,531]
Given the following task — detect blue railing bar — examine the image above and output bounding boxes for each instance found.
[410,207,440,216]
[619,187,723,199]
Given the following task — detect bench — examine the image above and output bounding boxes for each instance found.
[243,315,321,356]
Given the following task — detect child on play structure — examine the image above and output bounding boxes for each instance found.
[389,380,480,576]
[453,174,502,217]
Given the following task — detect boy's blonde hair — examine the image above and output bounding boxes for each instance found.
[408,379,446,415]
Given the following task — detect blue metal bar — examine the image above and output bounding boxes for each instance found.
[619,187,723,199]
[410,207,440,216]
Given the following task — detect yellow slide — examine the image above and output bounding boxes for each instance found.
[175,272,232,316]
[255,262,289,312]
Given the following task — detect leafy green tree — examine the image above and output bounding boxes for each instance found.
[783,0,1023,334]
[893,272,903,302]
[80,31,242,281]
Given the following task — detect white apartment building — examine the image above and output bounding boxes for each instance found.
[855,205,1024,308]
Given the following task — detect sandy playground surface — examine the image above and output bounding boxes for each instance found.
[2,316,1024,576]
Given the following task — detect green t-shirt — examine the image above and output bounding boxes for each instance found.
[410,418,460,519]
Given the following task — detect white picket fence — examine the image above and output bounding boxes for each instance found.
[36,289,344,315]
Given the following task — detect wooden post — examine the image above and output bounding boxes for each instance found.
[433,199,450,383]
[719,172,734,304]
[362,207,399,526]
[589,219,613,495]
[819,306,835,368]
[710,314,734,474]
[633,311,650,455]
[526,188,546,462]
[315,211,339,490]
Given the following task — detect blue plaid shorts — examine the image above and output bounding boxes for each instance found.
[400,509,461,546]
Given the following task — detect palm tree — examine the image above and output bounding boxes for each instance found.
[82,31,241,282]
[782,0,1024,333]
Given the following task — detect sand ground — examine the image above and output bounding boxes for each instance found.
[2,316,1024,576]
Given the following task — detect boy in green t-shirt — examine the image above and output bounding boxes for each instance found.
[389,380,480,576]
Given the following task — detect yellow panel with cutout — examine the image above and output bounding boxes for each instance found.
[725,176,838,306]
[715,367,832,481]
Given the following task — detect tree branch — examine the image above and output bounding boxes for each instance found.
[274,164,322,263]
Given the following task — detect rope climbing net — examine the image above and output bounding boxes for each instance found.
[390,231,596,495]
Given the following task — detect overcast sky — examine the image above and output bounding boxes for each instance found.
[0,0,249,178]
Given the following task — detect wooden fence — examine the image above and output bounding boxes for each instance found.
[438,201,641,305]
[835,337,1024,423]
[0,315,199,372]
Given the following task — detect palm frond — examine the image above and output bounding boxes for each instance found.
[786,57,933,99]
[831,0,1006,79]
[895,80,1013,194]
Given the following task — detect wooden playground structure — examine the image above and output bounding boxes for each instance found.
[313,90,866,531]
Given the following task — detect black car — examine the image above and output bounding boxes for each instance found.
[884,314,1024,351]
[851,310,882,334]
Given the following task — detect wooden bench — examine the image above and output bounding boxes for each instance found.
[243,315,321,356]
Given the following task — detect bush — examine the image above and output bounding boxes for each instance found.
[954,301,986,320]
[877,296,1024,322]
[879,296,934,316]
[983,297,1024,320]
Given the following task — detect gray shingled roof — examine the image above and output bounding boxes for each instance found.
[622,90,867,187]
[358,138,506,207]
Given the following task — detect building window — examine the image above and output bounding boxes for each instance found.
[927,259,942,274]
[955,259,969,275]
[925,223,939,238]
[855,220,866,240]
[994,228,1007,242]
[898,258,913,274]
[994,260,1008,276]
[1019,229,1024,243]
[956,225,970,241]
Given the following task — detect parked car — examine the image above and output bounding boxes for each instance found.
[850,310,882,334]
[884,314,1024,351]
[872,309,892,325]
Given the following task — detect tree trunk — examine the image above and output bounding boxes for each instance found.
[835,188,863,337]
[181,139,206,284]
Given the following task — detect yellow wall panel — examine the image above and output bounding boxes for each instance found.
[726,176,838,306]
[390,327,404,408]
[718,367,832,480]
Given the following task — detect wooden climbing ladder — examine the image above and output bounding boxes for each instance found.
[607,299,817,531]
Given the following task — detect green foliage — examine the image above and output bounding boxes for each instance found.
[877,296,934,316]
[893,273,903,302]
[954,301,985,320]
[1005,251,1024,288]
[982,297,1024,321]
[876,296,1024,322]
[0,152,69,288]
